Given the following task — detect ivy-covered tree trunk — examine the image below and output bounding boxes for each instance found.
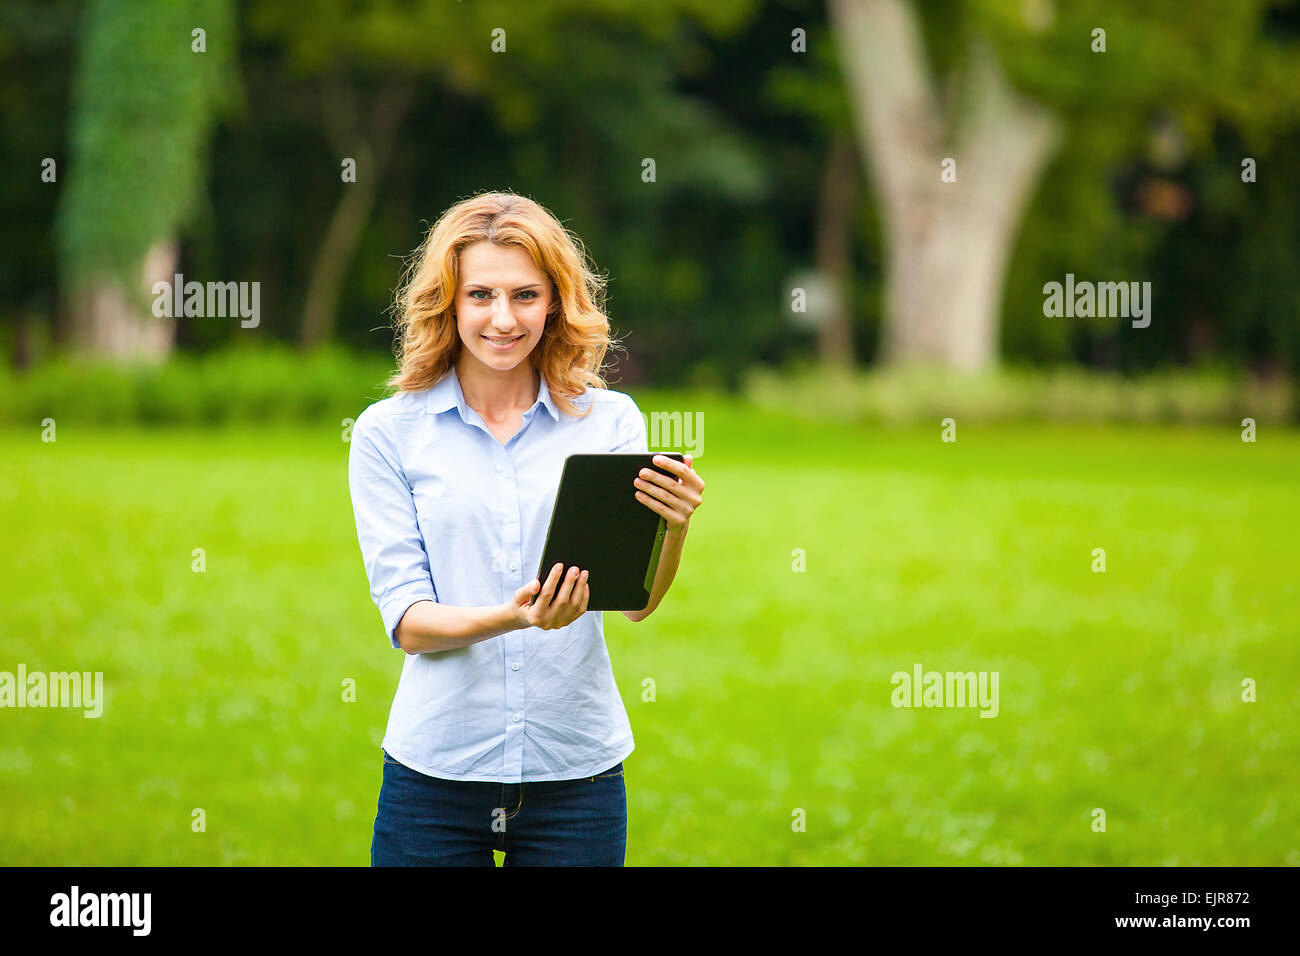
[68,240,178,359]
[828,0,1060,370]
[56,0,235,361]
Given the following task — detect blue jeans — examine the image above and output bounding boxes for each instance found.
[370,750,627,866]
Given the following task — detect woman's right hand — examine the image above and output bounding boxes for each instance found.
[510,563,590,630]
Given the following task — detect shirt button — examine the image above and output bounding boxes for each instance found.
[509,561,518,571]
[502,471,512,479]
[511,662,520,671]
[512,713,521,722]
[507,513,516,523]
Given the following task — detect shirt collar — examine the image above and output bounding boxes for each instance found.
[426,364,560,423]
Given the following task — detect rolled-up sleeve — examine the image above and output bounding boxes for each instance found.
[348,409,438,649]
[610,394,649,453]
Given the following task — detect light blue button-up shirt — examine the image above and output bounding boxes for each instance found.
[347,365,648,783]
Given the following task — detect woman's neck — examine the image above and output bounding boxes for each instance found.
[455,358,539,423]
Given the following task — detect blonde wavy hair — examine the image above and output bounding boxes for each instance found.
[386,189,623,418]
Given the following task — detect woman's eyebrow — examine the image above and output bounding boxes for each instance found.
[464,283,542,291]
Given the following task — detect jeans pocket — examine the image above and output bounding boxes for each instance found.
[382,750,404,767]
[593,762,624,779]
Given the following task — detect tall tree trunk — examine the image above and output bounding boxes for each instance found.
[827,0,1061,370]
[300,78,413,350]
[813,132,859,368]
[69,239,178,361]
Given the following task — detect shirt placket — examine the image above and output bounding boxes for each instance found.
[496,443,526,780]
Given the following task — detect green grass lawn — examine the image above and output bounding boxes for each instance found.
[1,396,1297,865]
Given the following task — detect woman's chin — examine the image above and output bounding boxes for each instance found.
[474,346,529,369]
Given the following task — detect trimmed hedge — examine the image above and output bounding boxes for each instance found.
[0,346,396,425]
[3,348,1292,426]
[744,360,1296,425]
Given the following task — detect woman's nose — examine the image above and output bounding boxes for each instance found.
[491,291,513,320]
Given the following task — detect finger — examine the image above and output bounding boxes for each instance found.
[649,455,703,494]
[642,471,703,507]
[636,467,678,493]
[568,577,589,626]
[538,563,563,607]
[650,454,686,477]
[634,477,680,508]
[578,577,590,614]
[569,569,588,607]
[547,569,580,627]
[634,488,671,518]
[554,565,579,607]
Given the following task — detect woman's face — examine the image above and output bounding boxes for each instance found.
[454,241,554,372]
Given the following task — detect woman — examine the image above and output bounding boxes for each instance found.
[349,190,705,866]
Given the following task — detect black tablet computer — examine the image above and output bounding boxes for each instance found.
[532,452,686,612]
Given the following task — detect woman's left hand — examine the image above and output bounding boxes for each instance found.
[633,454,704,533]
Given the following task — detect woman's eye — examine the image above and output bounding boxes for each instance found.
[468,290,536,300]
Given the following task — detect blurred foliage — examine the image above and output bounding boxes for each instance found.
[0,0,78,328]
[976,0,1300,142]
[0,345,392,425]
[0,346,1291,426]
[54,0,239,299]
[1,0,1299,383]
[745,359,1295,425]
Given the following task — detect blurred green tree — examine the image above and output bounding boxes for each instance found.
[246,0,764,350]
[0,0,79,368]
[827,0,1300,370]
[765,18,868,369]
[56,0,237,360]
